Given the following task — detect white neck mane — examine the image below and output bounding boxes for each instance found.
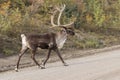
[56,32,67,49]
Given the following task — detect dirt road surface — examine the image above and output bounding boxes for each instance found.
[1,49,120,80]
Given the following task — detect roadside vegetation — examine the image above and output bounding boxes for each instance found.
[0,0,120,55]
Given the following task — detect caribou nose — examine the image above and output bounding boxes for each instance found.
[72,32,75,35]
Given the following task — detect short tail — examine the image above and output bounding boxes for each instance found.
[21,34,27,45]
[21,34,26,38]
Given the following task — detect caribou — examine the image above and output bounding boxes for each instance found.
[15,4,75,72]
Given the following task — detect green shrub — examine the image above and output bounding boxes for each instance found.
[73,38,103,49]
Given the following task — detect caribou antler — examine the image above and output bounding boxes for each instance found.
[51,10,58,27]
[56,4,66,26]
[51,4,74,27]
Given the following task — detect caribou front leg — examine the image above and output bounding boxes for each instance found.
[54,48,68,66]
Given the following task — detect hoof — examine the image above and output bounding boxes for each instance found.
[64,63,68,66]
[41,67,46,69]
[40,65,45,69]
[37,65,41,68]
[15,68,18,72]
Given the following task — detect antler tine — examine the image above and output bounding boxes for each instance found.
[61,4,66,11]
[50,10,58,27]
[55,4,65,11]
[55,6,61,11]
[57,4,66,26]
[61,21,74,27]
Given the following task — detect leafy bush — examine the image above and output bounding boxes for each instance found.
[73,38,102,49]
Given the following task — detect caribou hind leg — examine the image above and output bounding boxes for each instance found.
[15,46,28,72]
[41,49,52,69]
[31,49,41,67]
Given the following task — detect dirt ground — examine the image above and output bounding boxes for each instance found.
[0,45,120,72]
[1,48,120,80]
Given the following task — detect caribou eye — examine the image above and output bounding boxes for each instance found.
[68,30,71,33]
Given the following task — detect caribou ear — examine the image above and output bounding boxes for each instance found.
[67,25,75,30]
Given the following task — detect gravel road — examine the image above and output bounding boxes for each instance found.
[1,49,120,80]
